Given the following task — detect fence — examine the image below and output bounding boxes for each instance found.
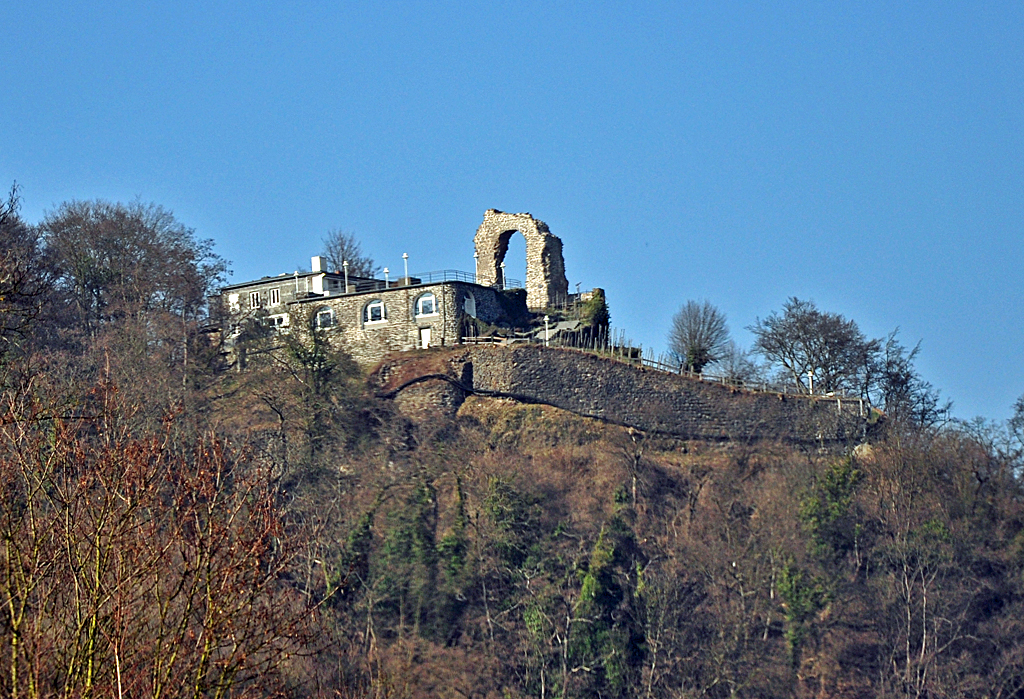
[462,325,865,409]
[409,270,524,290]
[325,270,526,294]
[636,349,862,403]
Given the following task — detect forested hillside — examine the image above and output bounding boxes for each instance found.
[2,192,1024,698]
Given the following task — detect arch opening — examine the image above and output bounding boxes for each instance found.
[473,210,568,309]
[495,229,527,290]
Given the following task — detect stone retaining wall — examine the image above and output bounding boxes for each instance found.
[375,345,871,444]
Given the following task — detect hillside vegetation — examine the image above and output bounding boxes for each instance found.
[2,194,1024,698]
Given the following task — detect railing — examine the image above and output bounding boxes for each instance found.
[347,279,389,293]
[638,354,861,403]
[411,270,524,289]
[461,334,534,345]
[410,269,478,284]
[461,329,865,411]
[544,293,591,312]
[325,270,525,294]
[637,356,841,397]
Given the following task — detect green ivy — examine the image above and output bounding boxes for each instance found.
[777,562,830,669]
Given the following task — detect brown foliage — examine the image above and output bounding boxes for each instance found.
[0,381,311,698]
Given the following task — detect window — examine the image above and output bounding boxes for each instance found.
[315,307,335,329]
[228,293,240,312]
[363,299,386,324]
[415,292,437,317]
[269,288,281,306]
[249,291,261,308]
[264,313,289,328]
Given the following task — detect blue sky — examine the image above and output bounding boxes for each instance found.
[3,2,1022,420]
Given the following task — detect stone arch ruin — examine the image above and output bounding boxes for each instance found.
[473,209,569,310]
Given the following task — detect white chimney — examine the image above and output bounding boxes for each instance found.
[311,255,326,272]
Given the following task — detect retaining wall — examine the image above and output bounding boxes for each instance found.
[374,345,872,444]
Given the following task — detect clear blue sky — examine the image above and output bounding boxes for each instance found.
[3,2,1022,420]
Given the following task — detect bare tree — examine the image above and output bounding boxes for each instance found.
[668,300,730,374]
[750,297,878,395]
[0,182,19,229]
[707,340,765,384]
[321,228,378,278]
[0,381,313,697]
[873,330,950,427]
[39,200,227,331]
[0,183,54,351]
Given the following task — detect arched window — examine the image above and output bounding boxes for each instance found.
[415,292,438,317]
[363,299,386,325]
[463,291,476,318]
[315,307,335,329]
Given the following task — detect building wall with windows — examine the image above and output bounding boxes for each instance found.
[223,271,373,322]
[221,260,381,339]
[292,281,505,365]
[221,270,509,367]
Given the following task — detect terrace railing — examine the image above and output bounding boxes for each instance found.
[329,270,525,293]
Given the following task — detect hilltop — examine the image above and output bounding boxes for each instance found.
[2,194,1023,697]
[229,350,1024,698]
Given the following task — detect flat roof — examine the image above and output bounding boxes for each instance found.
[289,278,488,304]
[221,270,370,292]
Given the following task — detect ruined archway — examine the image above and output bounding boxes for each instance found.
[473,210,569,310]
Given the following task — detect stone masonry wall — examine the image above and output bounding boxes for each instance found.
[473,210,570,309]
[223,273,319,319]
[295,282,506,366]
[377,345,870,445]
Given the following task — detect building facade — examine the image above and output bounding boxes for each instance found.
[221,257,510,366]
[220,210,579,366]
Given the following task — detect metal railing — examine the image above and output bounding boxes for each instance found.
[346,279,389,293]
[637,353,861,403]
[411,270,523,289]
[638,356,847,397]
[325,270,525,294]
[410,269,478,284]
[461,329,865,412]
